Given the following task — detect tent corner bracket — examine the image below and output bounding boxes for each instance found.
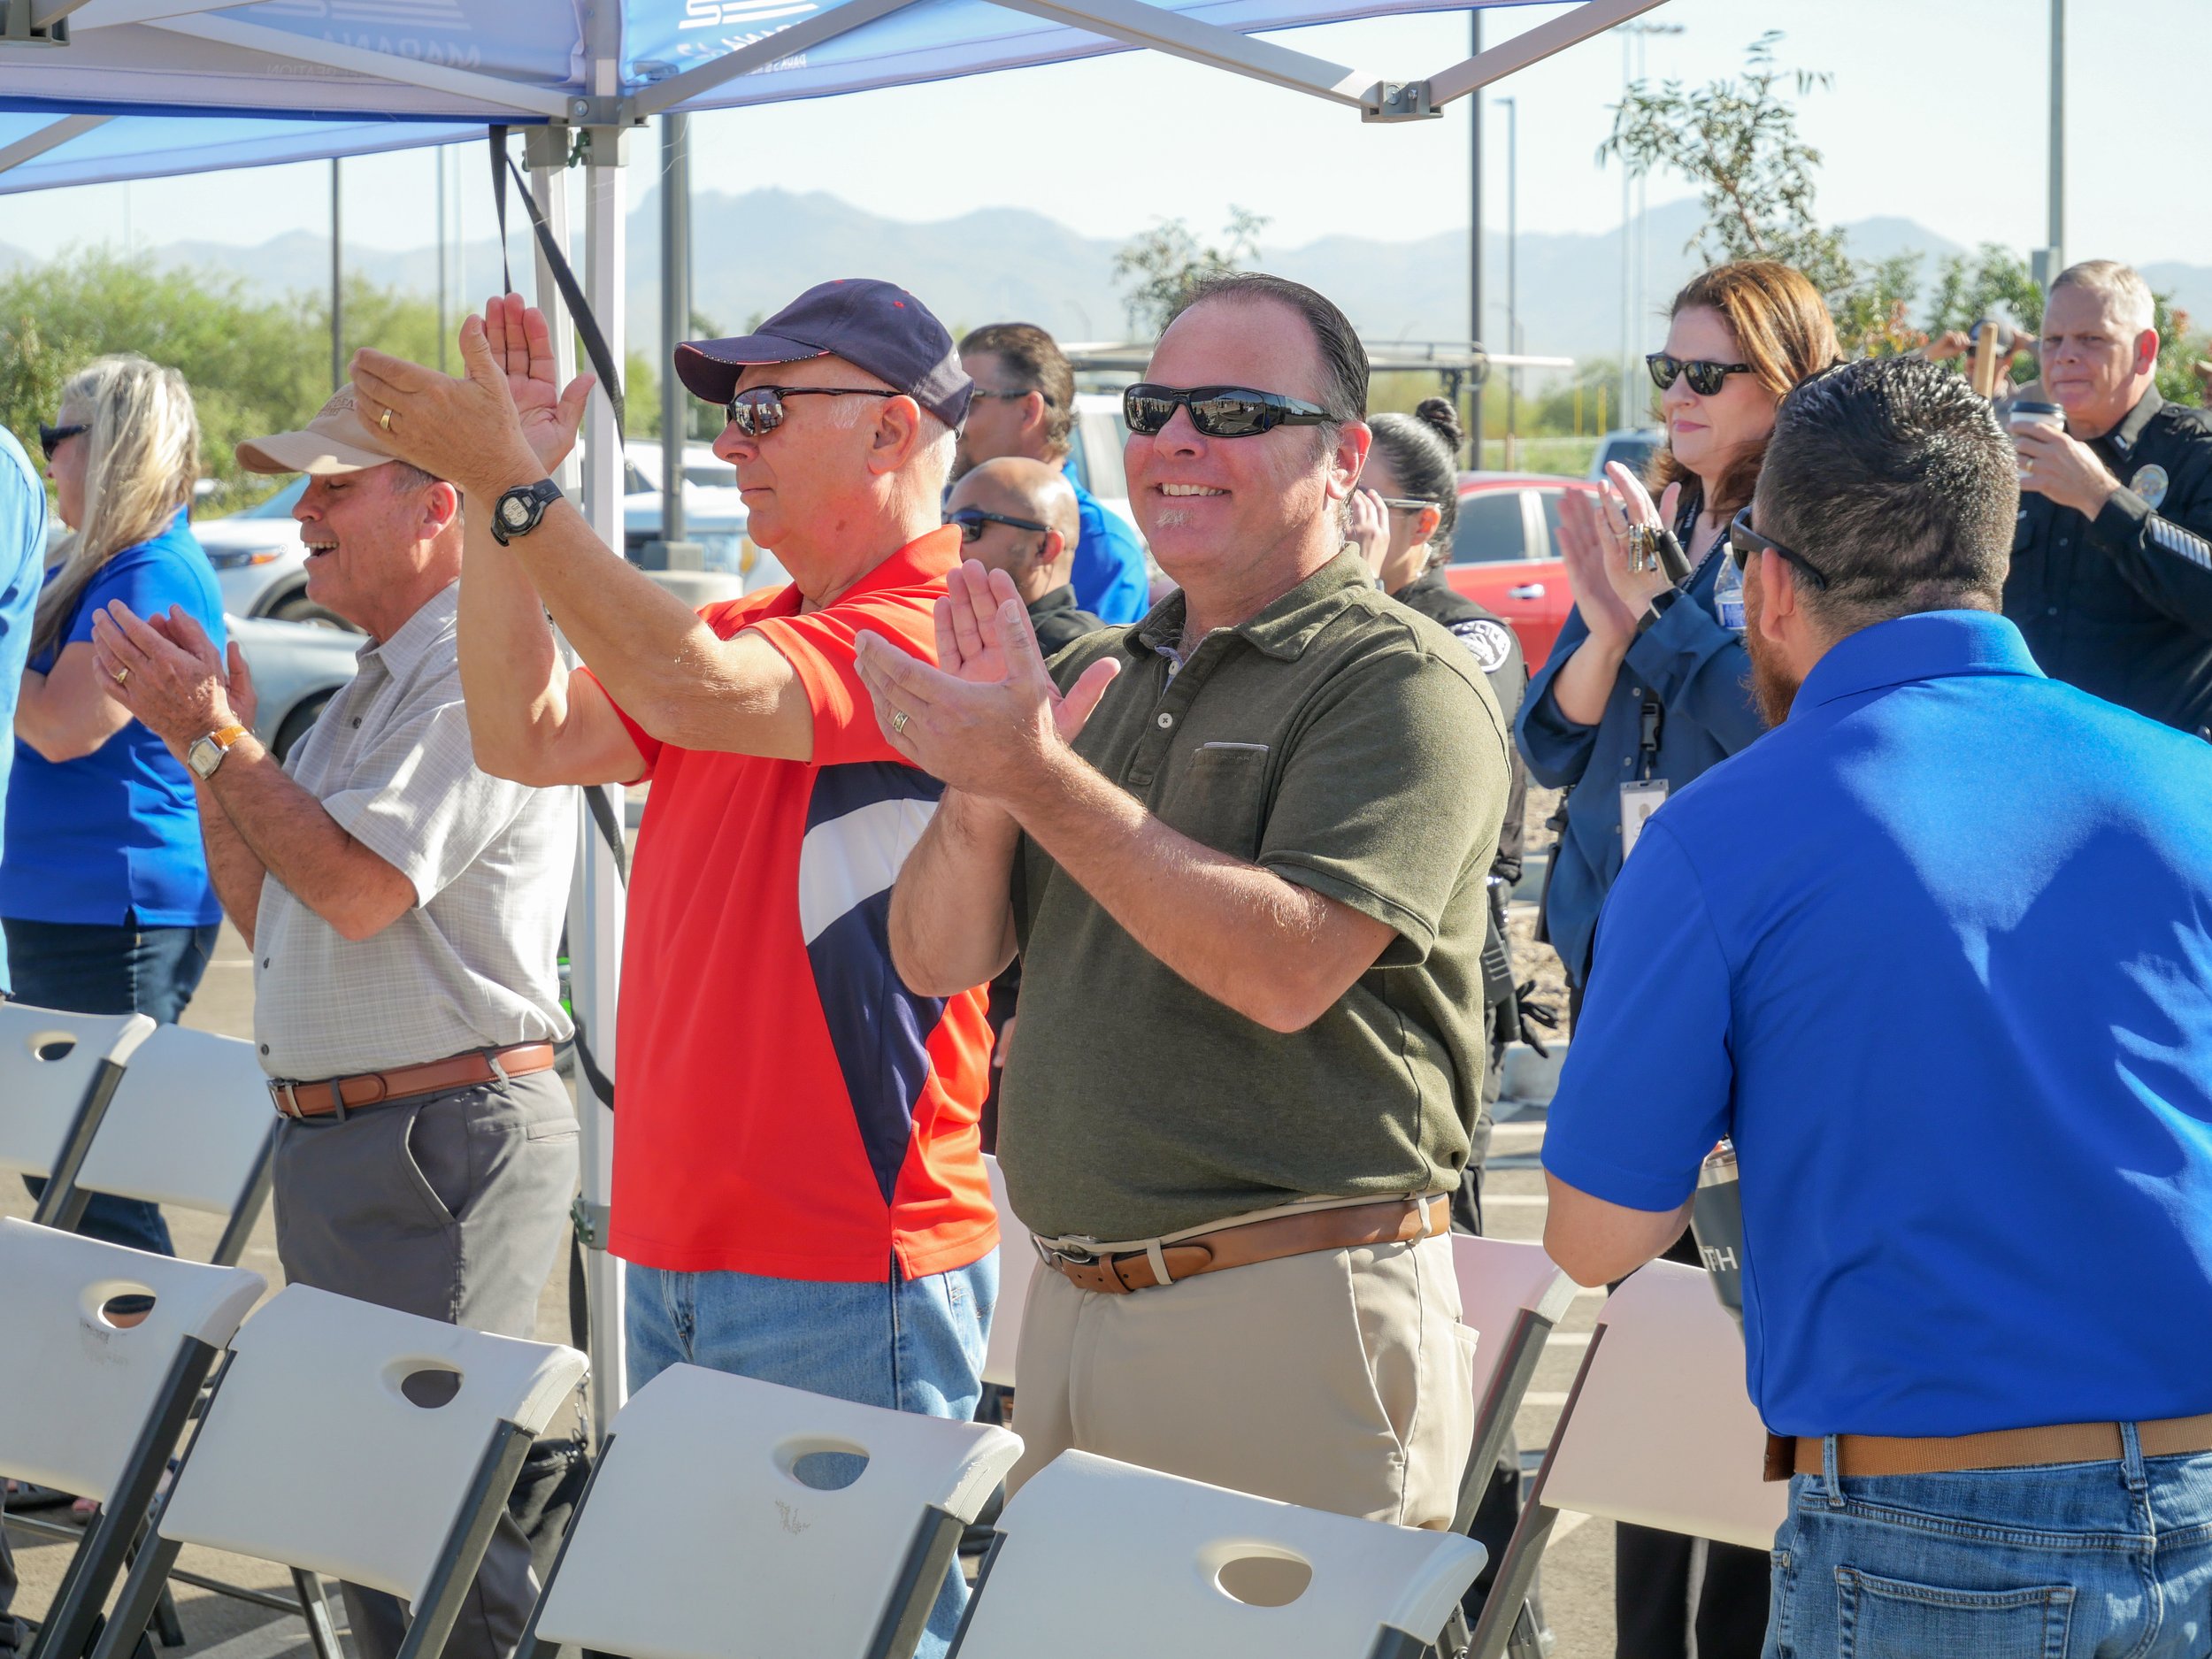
[1361,80,1437,121]
[1,0,68,46]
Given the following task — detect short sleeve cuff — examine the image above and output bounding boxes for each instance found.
[1261,855,1437,962]
[578,666,660,781]
[322,791,434,909]
[1540,1140,1701,1215]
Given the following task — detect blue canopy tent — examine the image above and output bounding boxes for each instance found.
[1,0,1664,1431]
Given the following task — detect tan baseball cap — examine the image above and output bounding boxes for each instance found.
[235,384,408,476]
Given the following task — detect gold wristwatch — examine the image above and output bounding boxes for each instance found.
[186,723,250,781]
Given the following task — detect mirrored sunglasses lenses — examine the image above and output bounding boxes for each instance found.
[1187,395,1275,437]
[728,389,784,435]
[1124,391,1179,435]
[1683,363,1732,396]
[954,517,987,542]
[1645,356,1678,392]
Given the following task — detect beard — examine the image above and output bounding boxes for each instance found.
[1743,620,1802,727]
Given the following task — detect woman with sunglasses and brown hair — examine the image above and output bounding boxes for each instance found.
[5,355,224,1267]
[1517,262,1839,1659]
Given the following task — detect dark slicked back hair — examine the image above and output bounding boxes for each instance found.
[1755,355,2017,635]
[959,322,1077,458]
[1169,272,1369,426]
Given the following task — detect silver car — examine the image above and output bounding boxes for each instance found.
[227,611,358,763]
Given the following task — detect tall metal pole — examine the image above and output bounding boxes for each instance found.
[1618,31,1632,432]
[659,112,690,548]
[329,157,342,393]
[1502,96,1517,466]
[436,148,449,374]
[1467,7,1483,472]
[2047,0,2064,278]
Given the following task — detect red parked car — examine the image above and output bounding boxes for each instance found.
[1443,472,1601,670]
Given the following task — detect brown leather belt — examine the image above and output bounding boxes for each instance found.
[1766,1413,2212,1481]
[1037,1194,1449,1295]
[270,1043,558,1120]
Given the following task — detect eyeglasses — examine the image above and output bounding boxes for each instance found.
[1375,495,1433,513]
[1646,354,1755,396]
[971,388,1051,406]
[1728,506,1830,591]
[947,505,1049,543]
[39,422,86,461]
[722,385,895,437]
[1122,383,1333,439]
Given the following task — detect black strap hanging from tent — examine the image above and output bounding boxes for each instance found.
[487,124,627,432]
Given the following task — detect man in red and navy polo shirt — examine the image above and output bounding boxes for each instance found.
[352,280,995,1655]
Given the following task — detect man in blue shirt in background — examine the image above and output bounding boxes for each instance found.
[955,322,1149,625]
[0,424,50,1658]
[1544,356,2212,1659]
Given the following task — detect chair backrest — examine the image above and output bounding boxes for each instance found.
[1538,1259,1786,1550]
[980,1153,1032,1388]
[1449,1234,1575,1412]
[953,1451,1486,1659]
[0,1004,156,1179]
[534,1363,1022,1659]
[0,1217,265,1501]
[156,1285,588,1601]
[79,1024,275,1216]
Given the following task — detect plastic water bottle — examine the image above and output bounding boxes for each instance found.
[1712,549,1747,634]
[1689,1140,1746,1332]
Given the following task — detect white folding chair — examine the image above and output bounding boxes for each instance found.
[1449,1234,1578,1527]
[518,1363,1022,1659]
[0,1218,265,1659]
[1467,1259,1787,1659]
[64,1024,280,1267]
[88,1285,588,1659]
[950,1451,1486,1659]
[979,1154,1030,1391]
[0,1003,157,1224]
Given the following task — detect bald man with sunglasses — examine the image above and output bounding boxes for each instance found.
[858,273,1509,1533]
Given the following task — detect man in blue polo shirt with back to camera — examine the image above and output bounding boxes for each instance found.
[1543,355,2212,1659]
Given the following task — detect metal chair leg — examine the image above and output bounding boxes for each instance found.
[149,1587,184,1649]
[291,1570,342,1659]
[84,1535,182,1659]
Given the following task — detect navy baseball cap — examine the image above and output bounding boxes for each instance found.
[673,279,972,428]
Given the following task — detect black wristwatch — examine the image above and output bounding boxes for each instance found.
[490,479,564,546]
[1637,587,1683,635]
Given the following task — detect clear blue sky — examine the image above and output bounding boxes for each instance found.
[4,0,2202,269]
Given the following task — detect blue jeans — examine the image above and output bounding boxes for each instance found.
[4,915,220,1257]
[626,1252,997,1659]
[1769,1431,2212,1658]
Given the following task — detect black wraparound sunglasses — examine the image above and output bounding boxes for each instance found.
[1646,353,1755,396]
[1123,383,1333,439]
[947,505,1048,543]
[39,422,87,461]
[723,385,895,437]
[1728,506,1831,591]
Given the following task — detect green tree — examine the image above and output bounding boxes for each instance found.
[1111,207,1269,338]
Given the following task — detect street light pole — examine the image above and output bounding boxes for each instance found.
[1468,6,1483,472]
[1502,95,1517,469]
[329,157,342,394]
[2045,0,2064,282]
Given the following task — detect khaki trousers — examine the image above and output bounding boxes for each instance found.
[1008,1229,1476,1529]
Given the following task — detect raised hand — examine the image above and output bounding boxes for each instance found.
[1594,462,1678,615]
[1557,488,1640,655]
[480,293,596,473]
[1345,487,1390,582]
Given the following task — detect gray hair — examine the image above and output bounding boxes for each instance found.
[2049,260,2156,336]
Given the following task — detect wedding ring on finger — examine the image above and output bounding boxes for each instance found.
[891,710,910,736]
[112,665,130,685]
[380,407,395,432]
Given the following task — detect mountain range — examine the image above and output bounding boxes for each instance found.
[5,190,2207,373]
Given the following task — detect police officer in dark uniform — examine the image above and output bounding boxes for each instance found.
[2008,261,2212,740]
[1354,396,1542,1632]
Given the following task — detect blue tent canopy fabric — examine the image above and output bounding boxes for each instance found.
[0,0,1638,193]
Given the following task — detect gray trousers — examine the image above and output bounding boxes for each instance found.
[272,1069,578,1659]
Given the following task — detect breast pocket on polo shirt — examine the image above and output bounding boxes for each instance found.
[1157,741,1271,862]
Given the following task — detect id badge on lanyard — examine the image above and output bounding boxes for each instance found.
[1619,693,1667,860]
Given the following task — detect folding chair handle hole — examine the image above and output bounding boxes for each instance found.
[33,1034,80,1063]
[81,1280,159,1329]
[775,1436,872,1492]
[1203,1543,1314,1608]
[388,1361,465,1409]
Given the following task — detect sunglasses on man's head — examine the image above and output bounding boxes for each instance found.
[39,423,86,462]
[947,505,1048,543]
[1646,354,1755,396]
[1728,506,1831,591]
[722,385,895,437]
[1122,384,1333,439]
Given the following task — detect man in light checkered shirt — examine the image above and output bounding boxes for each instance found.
[90,386,579,1659]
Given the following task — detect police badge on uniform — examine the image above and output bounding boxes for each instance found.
[2133,464,2170,511]
[1449,617,1516,673]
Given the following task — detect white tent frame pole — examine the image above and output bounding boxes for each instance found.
[633,0,918,118]
[42,0,266,31]
[1424,0,1665,106]
[0,112,108,179]
[987,0,1378,106]
[145,13,573,116]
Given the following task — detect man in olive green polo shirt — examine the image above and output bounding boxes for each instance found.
[855,272,1509,1530]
